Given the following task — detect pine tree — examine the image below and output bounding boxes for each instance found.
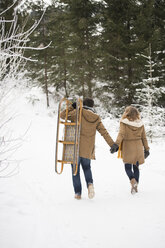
[134,0,165,107]
[153,0,165,107]
[19,0,165,111]
[99,0,144,109]
[60,0,100,98]
[47,3,72,98]
[25,1,73,102]
[24,0,52,107]
[98,0,165,111]
[135,44,165,141]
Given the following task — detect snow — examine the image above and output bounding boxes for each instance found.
[0,87,165,248]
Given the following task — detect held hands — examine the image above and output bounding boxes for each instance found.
[110,143,119,154]
[144,150,150,159]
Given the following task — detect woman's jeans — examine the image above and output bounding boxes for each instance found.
[71,157,93,195]
[125,163,139,183]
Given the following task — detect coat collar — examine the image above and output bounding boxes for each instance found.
[83,105,96,113]
[121,118,144,128]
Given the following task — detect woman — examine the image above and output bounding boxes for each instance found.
[111,106,150,194]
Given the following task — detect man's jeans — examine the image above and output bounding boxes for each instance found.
[125,163,139,183]
[71,157,93,195]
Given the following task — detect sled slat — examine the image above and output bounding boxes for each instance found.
[58,140,78,145]
[57,160,74,164]
[59,122,77,126]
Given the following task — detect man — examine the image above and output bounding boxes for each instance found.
[60,98,114,200]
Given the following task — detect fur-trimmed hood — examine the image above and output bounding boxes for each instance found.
[120,118,144,128]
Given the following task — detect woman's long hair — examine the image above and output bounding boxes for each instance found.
[122,106,140,121]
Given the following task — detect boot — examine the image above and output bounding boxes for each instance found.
[134,184,138,193]
[74,194,81,200]
[88,184,95,199]
[130,178,138,194]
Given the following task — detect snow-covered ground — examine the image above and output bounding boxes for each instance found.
[0,87,165,248]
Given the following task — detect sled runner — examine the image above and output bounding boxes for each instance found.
[55,98,82,176]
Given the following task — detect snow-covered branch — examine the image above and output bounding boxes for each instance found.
[135,44,165,141]
[0,8,49,82]
[0,0,17,16]
[0,5,50,177]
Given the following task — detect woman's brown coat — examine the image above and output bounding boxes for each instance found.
[115,118,149,165]
[60,106,114,159]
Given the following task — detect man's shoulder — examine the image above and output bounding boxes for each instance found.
[82,108,100,123]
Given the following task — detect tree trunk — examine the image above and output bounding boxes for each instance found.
[81,75,85,98]
[43,11,49,108]
[44,51,49,107]
[86,29,92,97]
[127,19,133,104]
[63,59,68,98]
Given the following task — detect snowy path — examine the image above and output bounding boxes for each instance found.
[0,100,165,248]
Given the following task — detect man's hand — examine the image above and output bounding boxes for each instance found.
[110,143,119,154]
[72,102,77,109]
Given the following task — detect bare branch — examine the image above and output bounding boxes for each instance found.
[0,0,18,16]
[12,41,52,50]
[0,6,50,178]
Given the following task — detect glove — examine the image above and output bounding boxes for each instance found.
[144,150,150,159]
[72,102,77,109]
[110,144,119,154]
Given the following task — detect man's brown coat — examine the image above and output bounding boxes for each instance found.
[60,106,114,159]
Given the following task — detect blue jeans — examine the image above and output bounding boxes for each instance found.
[125,163,139,183]
[71,157,93,195]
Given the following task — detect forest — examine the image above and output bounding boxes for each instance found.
[1,0,165,114]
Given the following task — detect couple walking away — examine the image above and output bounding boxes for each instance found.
[60,98,150,199]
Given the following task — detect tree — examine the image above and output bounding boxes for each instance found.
[47,3,73,98]
[23,0,52,107]
[134,0,165,107]
[99,0,142,108]
[135,44,165,141]
[153,0,165,107]
[60,0,100,98]
[0,1,48,176]
[19,0,165,112]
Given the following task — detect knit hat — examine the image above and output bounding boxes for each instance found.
[83,98,94,108]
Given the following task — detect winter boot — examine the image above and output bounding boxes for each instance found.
[88,184,95,199]
[74,194,81,200]
[134,183,138,193]
[130,178,138,194]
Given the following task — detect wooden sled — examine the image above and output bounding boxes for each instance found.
[55,98,82,176]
